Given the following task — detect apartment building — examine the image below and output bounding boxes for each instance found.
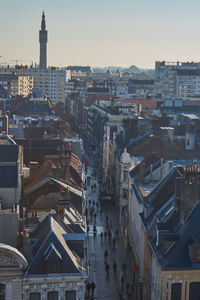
[18,76,33,97]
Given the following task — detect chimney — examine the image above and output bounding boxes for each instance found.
[23,228,29,237]
[175,177,184,214]
[150,164,153,181]
[160,158,164,179]
[140,162,145,183]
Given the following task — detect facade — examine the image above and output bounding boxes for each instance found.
[39,12,48,69]
[18,75,33,97]
[154,61,178,97]
[176,69,200,98]
[155,61,200,98]
[128,79,154,98]
[0,243,28,300]
[0,135,23,209]
[0,74,18,97]
[21,68,66,103]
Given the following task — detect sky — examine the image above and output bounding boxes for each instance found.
[1,0,200,69]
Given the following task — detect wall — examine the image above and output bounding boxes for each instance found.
[0,213,18,247]
[23,276,86,300]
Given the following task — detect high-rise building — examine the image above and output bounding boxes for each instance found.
[39,12,48,69]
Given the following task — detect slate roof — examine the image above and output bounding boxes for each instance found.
[26,214,86,276]
[163,201,200,270]
[20,102,52,115]
[129,155,161,179]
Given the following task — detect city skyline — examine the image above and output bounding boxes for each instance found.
[1,0,200,68]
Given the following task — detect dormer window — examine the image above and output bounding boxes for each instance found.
[188,239,200,264]
[192,247,200,263]
[44,243,62,274]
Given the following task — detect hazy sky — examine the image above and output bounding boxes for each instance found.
[1,0,200,68]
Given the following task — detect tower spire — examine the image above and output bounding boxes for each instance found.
[41,11,46,30]
[39,11,48,69]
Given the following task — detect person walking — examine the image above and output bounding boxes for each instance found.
[91,281,96,297]
[116,229,119,239]
[121,275,124,288]
[104,231,107,238]
[105,263,110,276]
[113,261,117,273]
[86,282,91,296]
[113,237,116,247]
[122,263,126,275]
[104,250,108,260]
[100,232,103,244]
[126,283,130,294]
[108,230,112,242]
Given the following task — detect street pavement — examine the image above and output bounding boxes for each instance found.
[85,158,134,300]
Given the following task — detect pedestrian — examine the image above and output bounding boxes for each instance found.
[89,200,91,208]
[122,263,126,274]
[91,281,96,296]
[94,212,97,221]
[105,263,110,276]
[126,283,130,294]
[96,202,99,210]
[87,226,89,233]
[116,229,119,239]
[121,275,124,288]
[100,209,102,218]
[104,250,108,259]
[108,230,112,242]
[113,261,117,273]
[113,237,116,247]
[92,200,95,206]
[93,225,97,237]
[85,207,88,217]
[104,231,107,238]
[100,232,103,243]
[110,219,112,229]
[86,282,91,296]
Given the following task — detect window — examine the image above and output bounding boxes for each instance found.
[65,291,76,300]
[171,283,182,300]
[193,247,200,263]
[122,188,128,199]
[47,292,58,300]
[47,259,60,273]
[30,293,41,300]
[189,282,200,300]
[0,284,5,300]
[123,170,128,181]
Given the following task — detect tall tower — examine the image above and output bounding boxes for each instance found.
[39,11,48,69]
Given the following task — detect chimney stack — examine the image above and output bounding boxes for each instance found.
[140,162,145,183]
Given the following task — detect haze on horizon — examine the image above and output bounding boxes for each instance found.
[1,0,200,69]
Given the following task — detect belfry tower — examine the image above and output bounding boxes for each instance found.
[39,11,47,69]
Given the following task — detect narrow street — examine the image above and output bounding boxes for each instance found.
[85,154,134,300]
